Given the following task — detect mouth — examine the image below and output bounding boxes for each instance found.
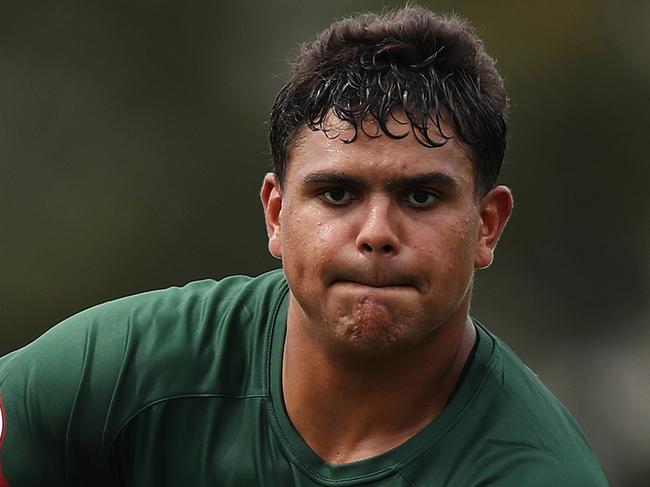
[328,265,420,290]
[335,279,410,289]
[331,271,417,289]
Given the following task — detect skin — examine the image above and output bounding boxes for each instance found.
[261,114,513,464]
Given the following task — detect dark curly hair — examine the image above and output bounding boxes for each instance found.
[269,6,508,196]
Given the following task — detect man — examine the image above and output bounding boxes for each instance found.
[0,7,608,486]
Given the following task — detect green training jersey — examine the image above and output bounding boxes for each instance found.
[0,270,608,486]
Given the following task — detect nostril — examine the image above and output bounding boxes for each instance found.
[360,243,395,254]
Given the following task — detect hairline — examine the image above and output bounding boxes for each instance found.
[276,117,489,199]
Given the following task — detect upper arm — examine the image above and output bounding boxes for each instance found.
[0,334,82,486]
[0,304,130,486]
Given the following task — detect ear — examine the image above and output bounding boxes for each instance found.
[260,172,283,259]
[474,185,514,269]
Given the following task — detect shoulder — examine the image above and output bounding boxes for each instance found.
[0,270,288,483]
[71,268,287,334]
[468,448,609,486]
[463,323,609,485]
[0,269,288,442]
[1,269,287,381]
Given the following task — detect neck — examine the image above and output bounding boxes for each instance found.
[282,297,476,464]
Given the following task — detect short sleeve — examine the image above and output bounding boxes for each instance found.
[0,301,132,487]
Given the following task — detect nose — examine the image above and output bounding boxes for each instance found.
[355,199,400,256]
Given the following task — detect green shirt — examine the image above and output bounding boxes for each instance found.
[0,270,608,486]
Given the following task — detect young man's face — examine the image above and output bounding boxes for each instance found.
[262,114,511,355]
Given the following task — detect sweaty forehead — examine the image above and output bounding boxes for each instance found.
[286,111,476,184]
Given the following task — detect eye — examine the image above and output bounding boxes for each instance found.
[321,188,353,204]
[402,189,439,208]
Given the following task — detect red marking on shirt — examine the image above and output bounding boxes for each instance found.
[0,397,4,447]
[0,397,11,487]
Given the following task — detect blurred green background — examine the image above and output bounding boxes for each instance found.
[1,0,647,484]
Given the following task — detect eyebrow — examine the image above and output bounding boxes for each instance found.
[303,171,364,186]
[302,170,458,190]
[385,172,458,190]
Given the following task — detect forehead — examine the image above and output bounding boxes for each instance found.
[287,112,476,187]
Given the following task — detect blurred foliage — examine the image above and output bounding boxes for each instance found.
[0,0,647,484]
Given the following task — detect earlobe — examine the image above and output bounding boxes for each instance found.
[260,172,283,259]
[474,185,514,269]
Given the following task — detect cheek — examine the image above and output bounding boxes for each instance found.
[280,210,342,278]
[445,224,478,277]
[413,217,478,285]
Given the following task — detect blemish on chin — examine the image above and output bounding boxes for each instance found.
[346,296,398,344]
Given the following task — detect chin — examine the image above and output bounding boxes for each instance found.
[324,298,415,352]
